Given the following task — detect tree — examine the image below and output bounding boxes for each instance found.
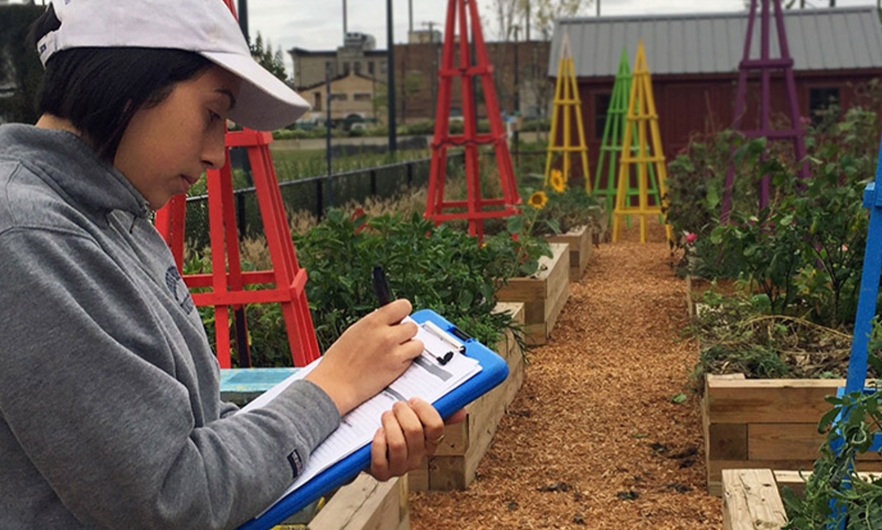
[491,0,527,41]
[249,32,288,83]
[0,4,45,125]
[532,0,592,41]
[491,0,592,42]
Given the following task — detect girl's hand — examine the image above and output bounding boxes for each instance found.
[369,399,467,481]
[305,299,422,415]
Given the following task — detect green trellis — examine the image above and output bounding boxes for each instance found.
[594,48,661,227]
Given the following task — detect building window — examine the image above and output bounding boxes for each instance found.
[368,61,375,75]
[330,93,348,102]
[809,87,840,122]
[594,93,612,139]
[354,93,372,102]
[313,92,322,111]
[354,62,362,75]
[343,62,350,76]
[380,61,387,75]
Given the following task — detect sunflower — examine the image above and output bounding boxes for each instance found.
[550,169,566,193]
[528,190,548,210]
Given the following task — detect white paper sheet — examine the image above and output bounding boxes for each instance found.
[240,317,481,505]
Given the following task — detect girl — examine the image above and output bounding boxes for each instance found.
[0,1,459,528]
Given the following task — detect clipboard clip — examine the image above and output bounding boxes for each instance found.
[421,320,466,366]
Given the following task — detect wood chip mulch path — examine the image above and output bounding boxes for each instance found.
[408,222,724,529]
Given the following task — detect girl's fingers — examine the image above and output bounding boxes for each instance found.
[407,398,445,447]
[370,426,391,481]
[375,299,413,325]
[381,409,408,476]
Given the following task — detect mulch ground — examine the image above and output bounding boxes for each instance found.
[408,221,724,529]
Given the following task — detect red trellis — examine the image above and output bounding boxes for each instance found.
[154,0,320,369]
[721,0,809,222]
[424,0,520,239]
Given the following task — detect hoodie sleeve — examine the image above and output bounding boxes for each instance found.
[0,227,340,530]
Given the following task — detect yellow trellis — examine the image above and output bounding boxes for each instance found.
[612,40,671,244]
[544,33,590,192]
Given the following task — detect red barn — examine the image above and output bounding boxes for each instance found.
[550,7,882,164]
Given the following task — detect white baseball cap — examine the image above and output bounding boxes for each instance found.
[36,0,310,131]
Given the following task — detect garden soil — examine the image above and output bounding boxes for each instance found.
[409,220,724,529]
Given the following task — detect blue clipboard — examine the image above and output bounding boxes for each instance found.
[237,309,510,530]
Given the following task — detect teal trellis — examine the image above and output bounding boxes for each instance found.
[827,135,882,529]
[593,48,660,227]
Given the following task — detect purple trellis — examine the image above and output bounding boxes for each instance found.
[721,0,809,223]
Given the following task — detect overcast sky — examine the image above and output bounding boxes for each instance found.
[11,0,882,77]
[242,0,880,78]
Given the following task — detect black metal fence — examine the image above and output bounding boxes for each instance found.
[183,152,465,249]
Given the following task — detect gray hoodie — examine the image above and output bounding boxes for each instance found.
[0,124,340,529]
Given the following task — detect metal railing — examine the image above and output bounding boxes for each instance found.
[183,152,465,248]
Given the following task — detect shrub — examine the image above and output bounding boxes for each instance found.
[294,209,533,353]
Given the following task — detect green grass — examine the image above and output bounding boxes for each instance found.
[270,148,432,183]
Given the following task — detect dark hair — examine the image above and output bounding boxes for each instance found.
[29,5,213,160]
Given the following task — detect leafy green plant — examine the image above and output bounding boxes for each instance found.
[185,209,534,366]
[782,377,882,528]
[664,131,764,250]
[519,172,605,236]
[687,291,856,386]
[294,209,530,353]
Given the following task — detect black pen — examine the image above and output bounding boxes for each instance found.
[372,265,392,307]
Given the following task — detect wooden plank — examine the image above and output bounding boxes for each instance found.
[709,423,748,460]
[748,423,825,461]
[545,280,570,339]
[521,300,545,325]
[427,455,467,491]
[722,469,787,530]
[543,245,570,321]
[309,473,406,530]
[547,225,592,282]
[709,459,817,497]
[773,470,882,498]
[407,460,429,492]
[708,459,882,496]
[496,243,568,302]
[706,378,846,424]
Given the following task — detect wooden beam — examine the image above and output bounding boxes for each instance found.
[722,469,786,530]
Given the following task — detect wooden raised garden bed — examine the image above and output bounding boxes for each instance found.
[546,225,593,282]
[702,374,882,497]
[309,473,409,530]
[408,302,527,492]
[722,468,882,530]
[495,242,570,346]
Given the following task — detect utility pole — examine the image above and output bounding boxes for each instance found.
[597,0,600,17]
[386,0,397,152]
[237,0,249,43]
[525,0,531,42]
[512,25,520,168]
[326,64,333,186]
[423,21,440,120]
[409,0,414,35]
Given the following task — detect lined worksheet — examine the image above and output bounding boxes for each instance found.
[241,317,482,503]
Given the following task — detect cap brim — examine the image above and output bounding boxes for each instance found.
[202,51,311,131]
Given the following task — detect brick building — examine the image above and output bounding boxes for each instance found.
[289,34,551,125]
[550,7,882,164]
[298,71,379,123]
